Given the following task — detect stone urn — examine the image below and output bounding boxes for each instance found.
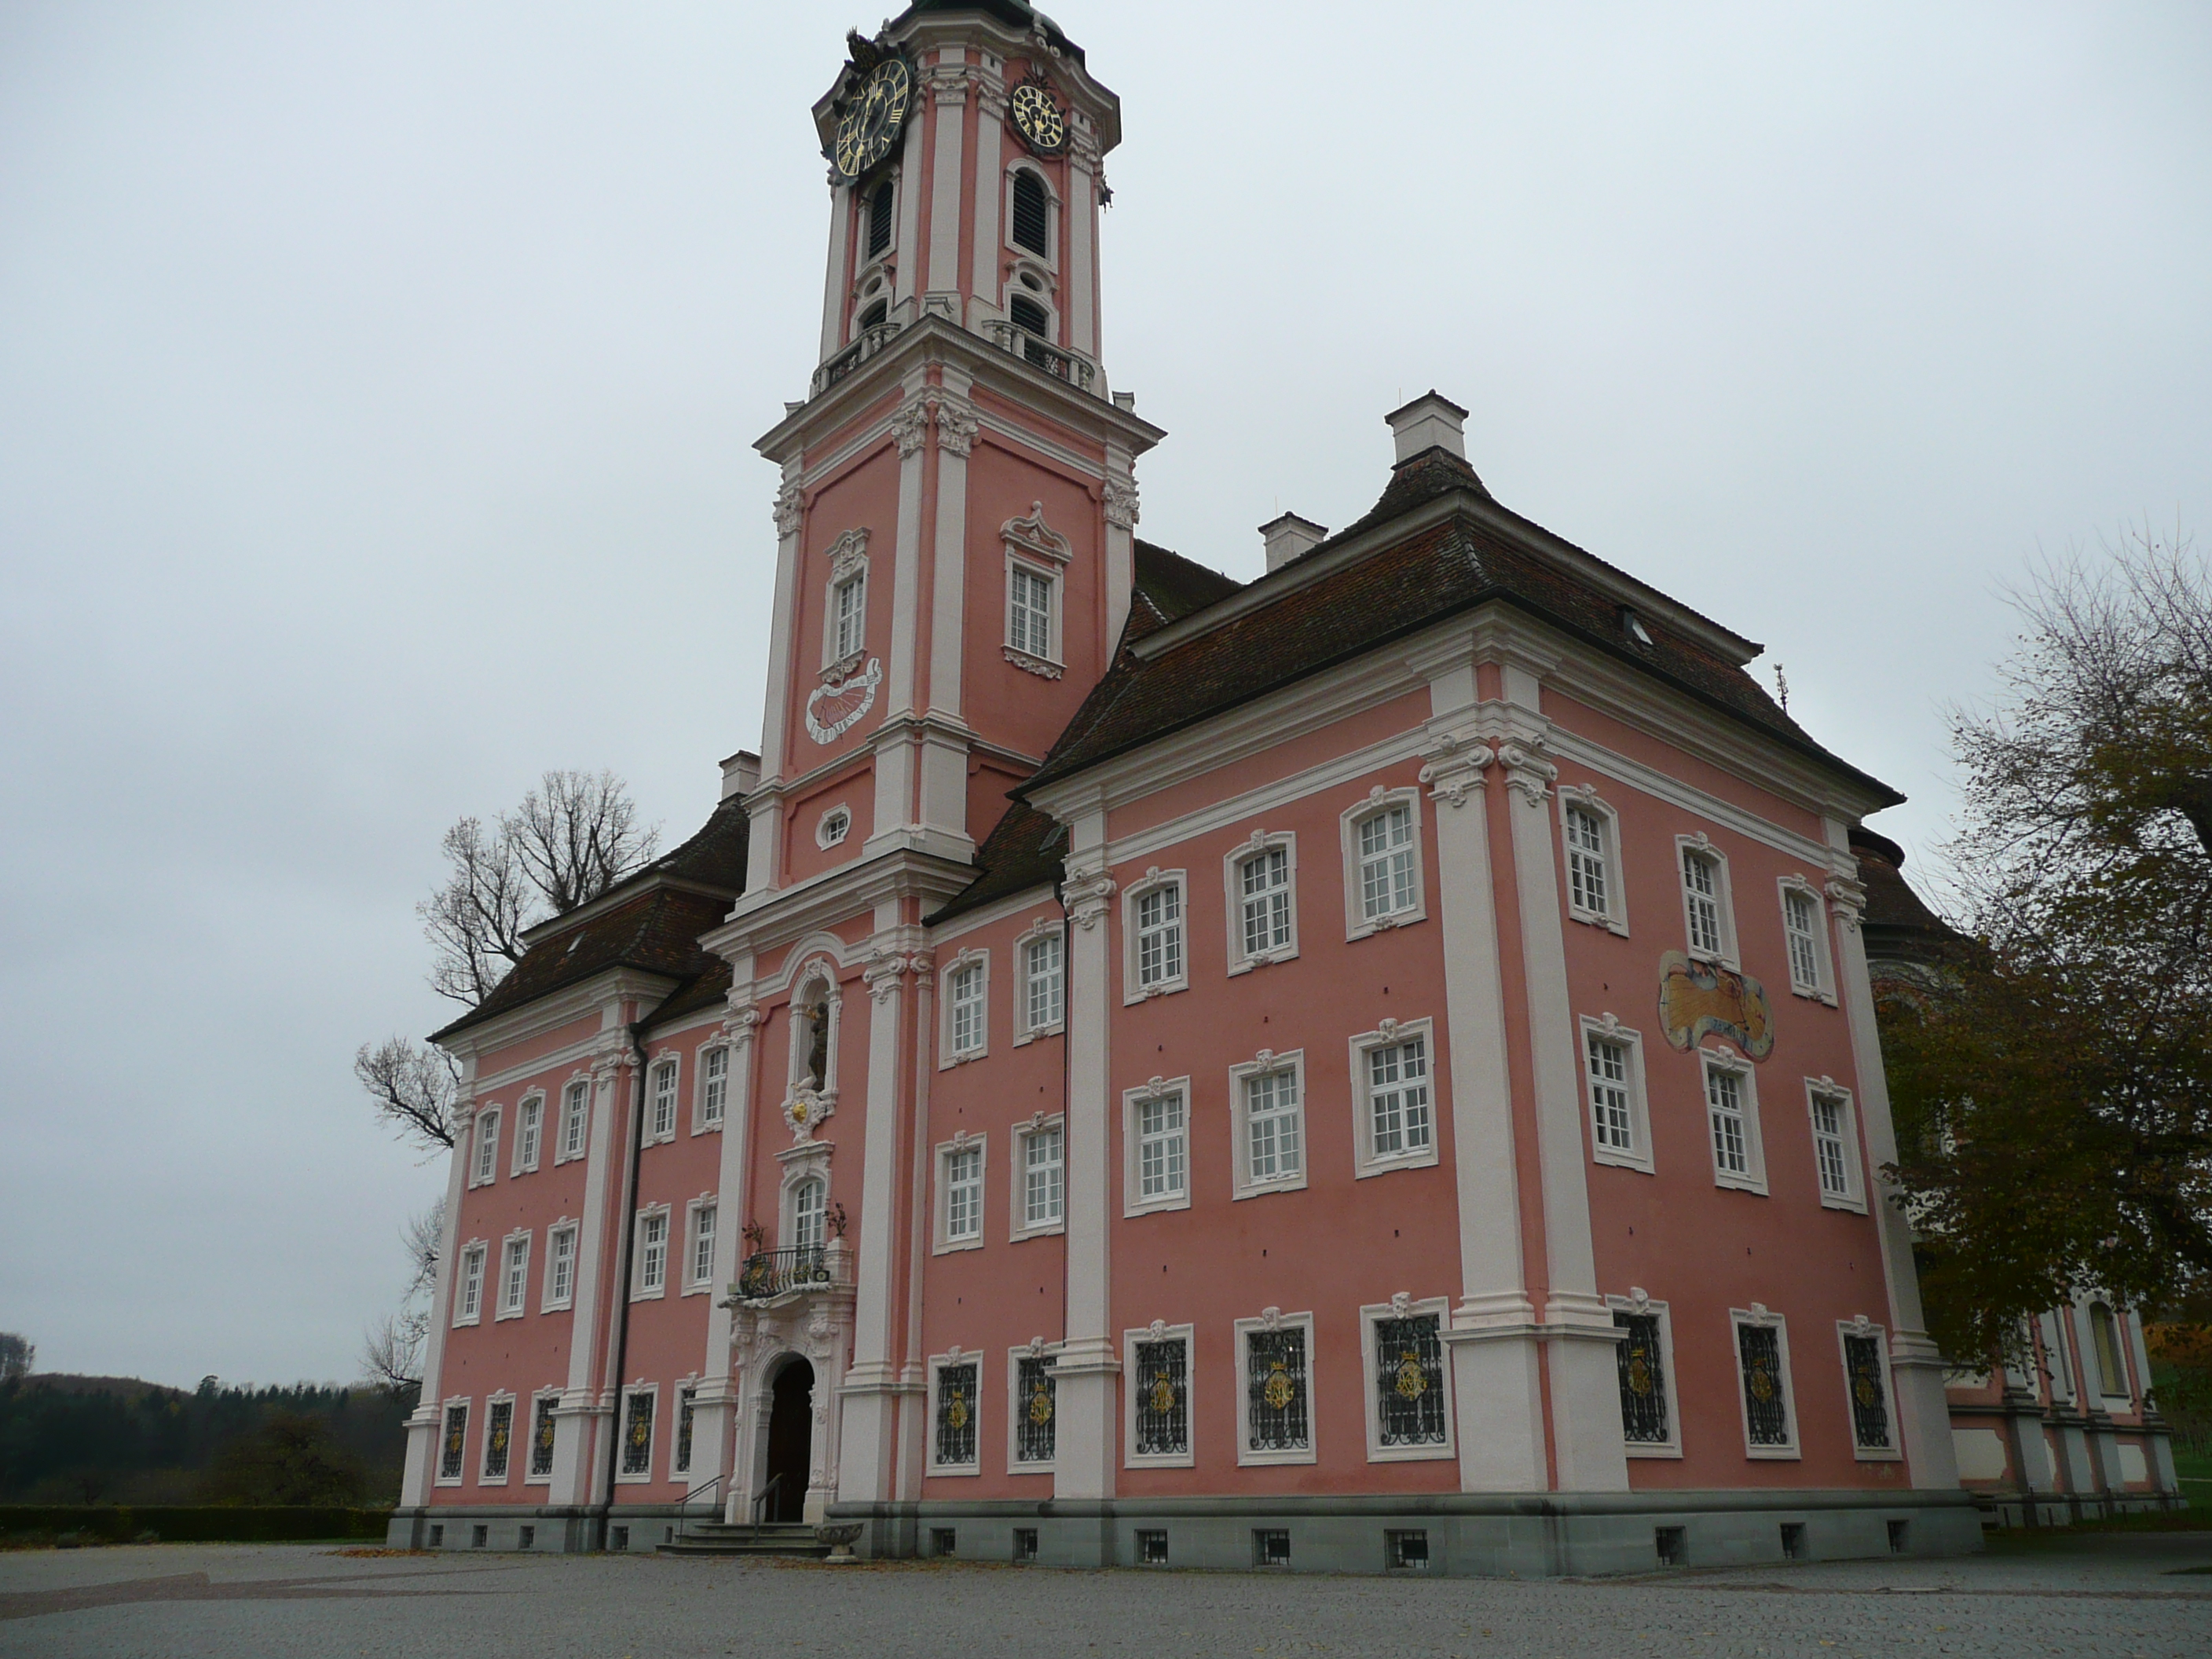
[815,1522,864,1563]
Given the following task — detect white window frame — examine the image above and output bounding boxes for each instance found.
[1009,1111,1066,1240]
[434,1398,471,1486]
[1730,1304,1800,1459]
[934,1133,987,1254]
[1223,829,1299,974]
[1232,1309,1318,1467]
[1357,1295,1456,1463]
[1778,877,1838,1003]
[523,1388,560,1485]
[784,1169,830,1252]
[1005,555,1061,672]
[683,1196,717,1295]
[824,564,867,673]
[452,1240,487,1328]
[1804,1076,1866,1211]
[541,1219,577,1313]
[2088,1302,2132,1402]
[478,1390,517,1485]
[1701,1045,1767,1195]
[1122,868,1188,1003]
[471,1108,500,1188]
[1122,1078,1192,1218]
[496,1229,531,1321]
[999,502,1071,678]
[512,1092,544,1175]
[814,802,853,849]
[1579,1014,1654,1174]
[556,1078,591,1166]
[1835,1317,1903,1461]
[694,1040,729,1133]
[928,1348,983,1476]
[1005,1342,1061,1474]
[939,948,990,1068]
[1676,833,1738,968]
[1013,920,1065,1043]
[1349,1017,1440,1178]
[1002,162,1060,269]
[670,1378,701,1481]
[1228,1049,1308,1200]
[614,1383,657,1485]
[1341,786,1427,940]
[632,1204,671,1301]
[1605,1293,1683,1459]
[1558,786,1629,936]
[646,1056,680,1145]
[1122,1322,1196,1470]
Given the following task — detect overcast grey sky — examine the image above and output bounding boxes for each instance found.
[2,2,2207,1389]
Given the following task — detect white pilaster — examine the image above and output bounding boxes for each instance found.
[398,1090,474,1507]
[819,183,852,360]
[884,385,931,719]
[1054,812,1118,1502]
[893,118,926,313]
[1102,453,1137,653]
[968,80,1005,324]
[925,56,967,299]
[756,468,804,794]
[1064,134,1098,361]
[837,949,914,1503]
[688,994,758,1511]
[925,386,976,720]
[553,1043,631,1507]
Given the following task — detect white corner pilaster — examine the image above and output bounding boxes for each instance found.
[688,994,759,1508]
[967,78,1005,324]
[926,384,976,720]
[398,1084,475,1507]
[757,467,805,794]
[819,182,852,361]
[925,57,967,299]
[1102,452,1137,651]
[838,948,916,1504]
[1064,134,1099,363]
[884,381,931,719]
[552,1042,632,1507]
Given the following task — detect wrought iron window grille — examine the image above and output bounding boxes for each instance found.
[1015,1354,1057,1463]
[1613,1311,1670,1445]
[935,1362,979,1468]
[1843,1333,1892,1448]
[1738,1324,1790,1446]
[1244,1328,1310,1453]
[1133,1339,1189,1457]
[1373,1314,1448,1446]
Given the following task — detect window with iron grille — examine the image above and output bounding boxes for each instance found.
[934,1361,979,1468]
[944,1144,983,1242]
[561,1080,589,1160]
[866,181,894,257]
[1133,1338,1188,1457]
[482,1398,513,1481]
[1023,1122,1063,1229]
[1613,1311,1670,1445]
[620,1390,654,1477]
[1737,1323,1791,1448]
[1244,1327,1310,1454]
[1243,1067,1302,1186]
[1810,1090,1855,1201]
[1566,804,1611,919]
[1010,170,1049,256]
[949,961,985,1055]
[529,1396,558,1478]
[1842,1333,1891,1450]
[1240,846,1292,958]
[1358,804,1419,921]
[1587,1034,1635,1155]
[1682,848,1725,957]
[438,1402,468,1481]
[1015,1353,1057,1464]
[675,1386,698,1474]
[1135,1091,1185,1203]
[1368,1037,1431,1159]
[1373,1315,1447,1447]
[701,1045,727,1128]
[1024,932,1063,1033]
[1009,565,1053,658]
[1783,887,1826,992]
[650,1060,678,1140]
[1133,881,1183,990]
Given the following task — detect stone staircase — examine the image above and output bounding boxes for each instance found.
[659,1520,833,1560]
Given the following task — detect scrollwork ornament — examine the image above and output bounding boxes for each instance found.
[862,952,910,1003]
[1418,732,1495,809]
[1062,864,1116,930]
[889,398,933,456]
[933,396,979,458]
[1826,877,1866,932]
[1496,740,1558,807]
[1102,478,1140,529]
[773,482,805,539]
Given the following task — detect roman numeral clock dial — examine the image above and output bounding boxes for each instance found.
[833,57,913,181]
[1010,79,1068,154]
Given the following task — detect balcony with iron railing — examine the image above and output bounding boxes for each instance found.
[731,1240,852,1306]
[810,321,904,398]
[983,319,1097,391]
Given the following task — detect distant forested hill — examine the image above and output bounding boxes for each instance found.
[0,1374,410,1505]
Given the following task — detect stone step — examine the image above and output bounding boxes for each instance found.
[658,1522,833,1558]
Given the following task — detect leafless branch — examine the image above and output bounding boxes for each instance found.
[503,769,661,917]
[416,815,533,1006]
[353,1038,460,1152]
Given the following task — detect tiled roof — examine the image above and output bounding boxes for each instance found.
[1853,826,1962,963]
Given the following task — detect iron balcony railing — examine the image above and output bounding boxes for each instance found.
[983,320,1097,391]
[732,1243,846,1304]
[810,320,904,397]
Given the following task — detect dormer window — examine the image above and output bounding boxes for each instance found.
[1011,170,1049,257]
[1008,294,1049,337]
[866,181,894,258]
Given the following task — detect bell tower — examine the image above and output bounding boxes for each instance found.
[739,1,1163,908]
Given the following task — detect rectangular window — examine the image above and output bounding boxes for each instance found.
[1587,1033,1635,1155]
[1706,1061,1755,1183]
[944,1144,983,1243]
[1358,804,1419,921]
[529,1396,558,1478]
[1239,846,1291,958]
[1841,1331,1892,1452]
[1368,1037,1431,1160]
[1023,1122,1064,1229]
[1008,565,1053,659]
[650,1060,678,1141]
[473,1111,499,1185]
[1244,1068,1303,1186]
[1682,846,1726,958]
[1014,1353,1056,1465]
[674,1386,697,1475]
[438,1402,469,1482]
[1566,804,1612,921]
[1614,1311,1671,1446]
[690,1203,716,1289]
[636,1212,668,1296]
[833,572,866,661]
[1024,932,1063,1034]
[1243,1324,1311,1459]
[1132,1335,1190,1459]
[1372,1313,1448,1450]
[619,1390,654,1478]
[1809,1088,1859,1203]
[500,1236,529,1317]
[1783,887,1826,994]
[482,1397,513,1481]
[700,1046,727,1128]
[934,1359,979,1470]
[1736,1319,1795,1452]
[2090,1304,2129,1398]
[545,1225,576,1309]
[949,961,985,1056]
[456,1243,486,1324]
[1134,882,1183,991]
[1137,1091,1186,1203]
[561,1081,589,1162]
[515,1097,542,1172]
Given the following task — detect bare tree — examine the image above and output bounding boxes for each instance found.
[353,1037,460,1152]
[360,1199,444,1399]
[0,1331,32,1382]
[503,769,661,917]
[417,816,533,1007]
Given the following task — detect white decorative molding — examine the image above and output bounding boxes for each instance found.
[935,396,979,458]
[826,527,870,581]
[890,398,933,456]
[773,482,804,539]
[1002,500,1072,566]
[804,657,881,745]
[1102,478,1139,529]
[815,804,853,849]
[1826,875,1867,932]
[1417,733,1494,810]
[1063,864,1115,930]
[862,952,910,1004]
[1002,645,1063,679]
[1496,739,1557,806]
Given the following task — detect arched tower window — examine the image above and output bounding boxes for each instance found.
[1010,170,1050,257]
[1007,294,1049,336]
[866,182,894,258]
[856,298,888,334]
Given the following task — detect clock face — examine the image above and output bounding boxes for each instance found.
[833,57,913,179]
[1010,81,1067,153]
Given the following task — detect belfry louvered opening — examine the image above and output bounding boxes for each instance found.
[866,181,894,258]
[1008,294,1049,337]
[1011,169,1049,256]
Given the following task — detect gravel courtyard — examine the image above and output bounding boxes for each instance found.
[2,1533,2208,1659]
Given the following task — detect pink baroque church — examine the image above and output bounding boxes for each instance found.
[392,0,1991,1573]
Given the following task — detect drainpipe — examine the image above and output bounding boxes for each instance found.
[591,1020,652,1550]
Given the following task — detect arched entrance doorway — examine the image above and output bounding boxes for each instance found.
[763,1357,813,1524]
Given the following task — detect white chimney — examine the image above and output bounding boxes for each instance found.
[1259,512,1329,572]
[1385,391,1469,464]
[720,750,761,801]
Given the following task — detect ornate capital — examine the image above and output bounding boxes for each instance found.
[723,1002,761,1049]
[1496,740,1558,807]
[933,394,979,458]
[890,397,932,456]
[773,482,804,540]
[1063,863,1115,929]
[1102,477,1140,529]
[1418,732,1495,810]
[927,68,971,108]
[1826,876,1866,932]
[862,952,910,1003]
